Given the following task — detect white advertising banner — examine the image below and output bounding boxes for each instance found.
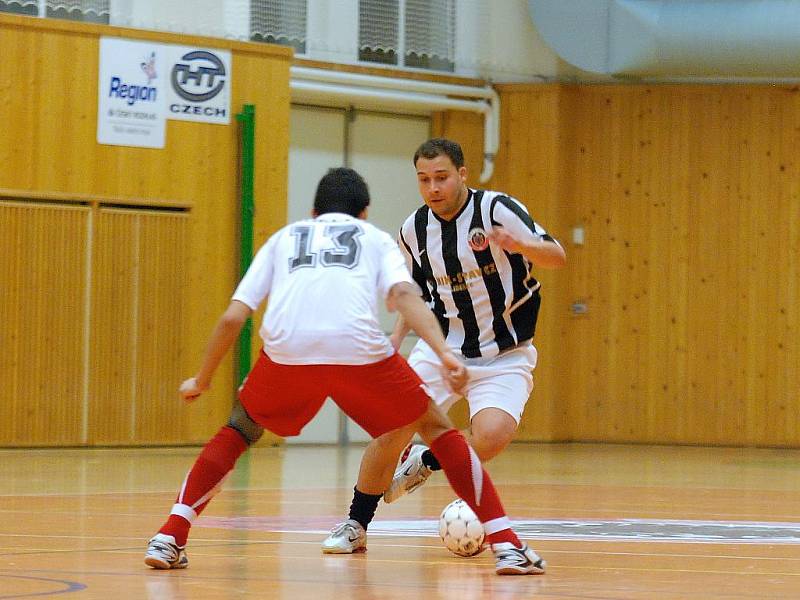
[97,37,167,148]
[164,46,231,124]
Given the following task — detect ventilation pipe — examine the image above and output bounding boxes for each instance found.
[290,66,500,182]
[529,0,800,80]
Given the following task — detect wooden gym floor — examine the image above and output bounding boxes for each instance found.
[1,442,799,599]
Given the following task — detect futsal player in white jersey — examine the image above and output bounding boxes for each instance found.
[144,167,546,575]
[323,139,565,552]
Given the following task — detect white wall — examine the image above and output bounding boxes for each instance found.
[465,0,563,81]
[110,0,242,38]
[107,0,565,82]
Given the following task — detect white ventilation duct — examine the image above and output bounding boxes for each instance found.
[529,0,800,80]
[290,66,500,182]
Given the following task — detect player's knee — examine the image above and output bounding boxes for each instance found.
[228,400,264,445]
[470,425,514,461]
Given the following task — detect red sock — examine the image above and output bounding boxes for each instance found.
[158,426,249,546]
[430,429,521,547]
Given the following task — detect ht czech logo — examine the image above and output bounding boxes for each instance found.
[171,51,226,102]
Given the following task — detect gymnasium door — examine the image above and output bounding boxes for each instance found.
[286,105,430,444]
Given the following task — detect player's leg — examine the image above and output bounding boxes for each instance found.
[463,344,536,459]
[382,340,459,503]
[354,426,416,495]
[412,402,546,575]
[146,353,328,569]
[144,401,262,569]
[321,353,434,553]
[468,408,518,460]
[321,424,416,553]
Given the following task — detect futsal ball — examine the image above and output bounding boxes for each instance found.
[438,498,486,557]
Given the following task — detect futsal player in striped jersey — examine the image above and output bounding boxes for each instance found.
[323,138,565,554]
[145,167,545,575]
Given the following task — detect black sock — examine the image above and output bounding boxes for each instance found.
[422,449,442,471]
[348,486,382,530]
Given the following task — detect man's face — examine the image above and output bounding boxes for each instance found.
[415,154,468,220]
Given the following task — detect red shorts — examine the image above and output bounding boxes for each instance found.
[238,351,431,438]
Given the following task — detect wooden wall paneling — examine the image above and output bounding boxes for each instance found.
[35,29,97,192]
[631,88,692,444]
[88,208,190,445]
[637,89,666,442]
[559,85,800,446]
[132,211,190,444]
[88,209,138,444]
[655,89,692,444]
[743,89,797,446]
[777,90,800,445]
[435,82,800,447]
[506,88,569,442]
[681,88,711,443]
[0,202,89,446]
[554,86,583,442]
[0,15,292,445]
[609,88,642,442]
[0,14,292,206]
[0,26,37,188]
[565,87,618,442]
[488,83,800,446]
[713,89,752,445]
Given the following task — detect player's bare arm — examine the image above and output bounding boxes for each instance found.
[179,300,253,403]
[387,282,468,394]
[488,226,566,269]
[388,314,412,351]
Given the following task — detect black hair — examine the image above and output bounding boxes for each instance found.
[413,138,465,169]
[313,167,370,217]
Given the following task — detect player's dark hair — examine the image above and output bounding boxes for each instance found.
[313,167,371,217]
[413,138,465,169]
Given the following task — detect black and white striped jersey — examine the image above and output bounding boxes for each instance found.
[398,189,559,359]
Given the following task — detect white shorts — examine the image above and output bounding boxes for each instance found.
[407,340,538,424]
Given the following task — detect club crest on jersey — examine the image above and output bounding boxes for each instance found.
[467,227,489,251]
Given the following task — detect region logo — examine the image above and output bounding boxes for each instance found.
[467,227,489,252]
[107,51,158,107]
[171,50,226,102]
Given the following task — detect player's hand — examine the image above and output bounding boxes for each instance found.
[179,377,208,403]
[439,351,468,395]
[488,226,524,254]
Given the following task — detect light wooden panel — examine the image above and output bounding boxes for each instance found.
[482,84,800,446]
[0,201,89,446]
[0,14,291,446]
[489,86,571,442]
[89,210,136,444]
[88,208,190,445]
[133,210,191,443]
[560,85,800,446]
[442,84,800,446]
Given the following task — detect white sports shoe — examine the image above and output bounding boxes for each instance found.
[491,542,546,575]
[383,444,433,504]
[321,519,367,554]
[144,533,188,570]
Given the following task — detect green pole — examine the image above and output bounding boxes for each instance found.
[236,104,255,386]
